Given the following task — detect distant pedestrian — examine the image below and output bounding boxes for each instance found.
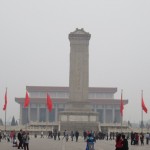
[146,132,149,145]
[140,133,144,145]
[109,132,112,140]
[53,130,57,140]
[57,131,60,140]
[75,130,79,142]
[34,133,37,138]
[130,132,134,145]
[115,134,123,150]
[65,133,69,142]
[0,130,2,142]
[23,132,30,150]
[41,131,44,138]
[70,131,74,141]
[106,132,108,140]
[135,133,139,145]
[86,133,94,150]
[18,129,23,149]
[122,134,128,150]
[83,130,87,140]
[62,130,66,140]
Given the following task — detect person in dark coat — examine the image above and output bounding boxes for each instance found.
[57,131,60,140]
[115,134,123,150]
[0,130,2,142]
[75,130,79,142]
[17,129,23,149]
[130,132,134,145]
[122,134,129,150]
[86,133,95,150]
[140,133,144,145]
[70,131,74,141]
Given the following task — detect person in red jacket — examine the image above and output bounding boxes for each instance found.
[115,134,123,150]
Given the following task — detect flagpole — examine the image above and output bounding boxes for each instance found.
[4,87,7,132]
[141,90,143,133]
[5,109,6,132]
[121,116,123,133]
[121,89,123,133]
[46,93,48,135]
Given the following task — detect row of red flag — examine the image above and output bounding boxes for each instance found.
[2,89,148,116]
[120,90,148,117]
[3,89,53,112]
[24,91,53,111]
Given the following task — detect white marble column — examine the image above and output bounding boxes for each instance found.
[94,104,97,112]
[112,108,115,123]
[103,107,106,123]
[37,104,40,122]
[28,105,30,123]
[20,104,23,125]
[55,104,58,121]
[46,107,49,122]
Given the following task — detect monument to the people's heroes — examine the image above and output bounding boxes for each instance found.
[59,28,99,132]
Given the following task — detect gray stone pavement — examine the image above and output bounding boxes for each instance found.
[0,136,150,150]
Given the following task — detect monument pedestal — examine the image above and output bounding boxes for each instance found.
[59,108,99,132]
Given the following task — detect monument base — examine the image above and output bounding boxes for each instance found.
[65,101,93,111]
[59,110,100,133]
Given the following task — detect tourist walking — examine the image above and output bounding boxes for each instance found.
[53,130,57,140]
[0,130,2,142]
[146,132,149,145]
[65,133,69,142]
[135,133,139,145]
[18,129,23,149]
[57,131,60,140]
[23,132,30,150]
[70,131,74,141]
[130,132,134,145]
[122,134,128,150]
[86,133,95,150]
[140,133,144,145]
[83,130,87,140]
[41,131,44,138]
[62,130,67,140]
[115,134,123,150]
[75,130,79,142]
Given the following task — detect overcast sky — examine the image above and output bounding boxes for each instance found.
[0,0,150,124]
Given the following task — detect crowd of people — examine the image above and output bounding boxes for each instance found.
[0,129,30,150]
[115,132,150,150]
[0,129,150,150]
[130,132,150,145]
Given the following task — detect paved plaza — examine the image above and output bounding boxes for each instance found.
[0,136,150,150]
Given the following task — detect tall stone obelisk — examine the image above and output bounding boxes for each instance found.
[59,28,98,132]
[65,28,92,111]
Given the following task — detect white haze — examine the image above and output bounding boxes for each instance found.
[0,0,150,124]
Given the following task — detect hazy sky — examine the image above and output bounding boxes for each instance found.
[0,0,150,124]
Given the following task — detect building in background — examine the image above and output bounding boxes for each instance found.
[15,86,128,125]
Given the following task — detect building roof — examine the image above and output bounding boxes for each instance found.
[15,97,128,105]
[26,86,117,93]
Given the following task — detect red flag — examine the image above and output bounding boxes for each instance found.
[3,88,7,111]
[24,91,30,108]
[47,93,53,112]
[120,90,124,116]
[142,96,148,113]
